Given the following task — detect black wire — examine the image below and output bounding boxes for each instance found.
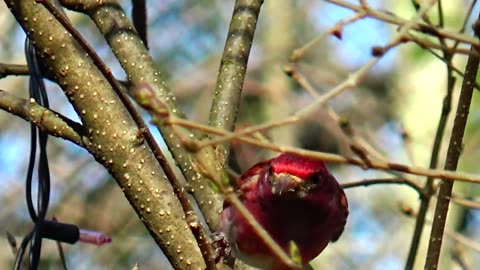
[25,122,38,222]
[14,38,51,270]
[13,231,32,269]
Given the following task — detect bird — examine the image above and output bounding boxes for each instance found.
[220,153,348,269]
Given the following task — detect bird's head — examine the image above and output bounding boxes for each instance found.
[258,153,334,200]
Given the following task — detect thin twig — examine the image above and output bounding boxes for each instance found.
[167,117,480,184]
[200,0,439,154]
[447,230,480,254]
[284,65,387,161]
[407,34,480,56]
[341,177,425,197]
[290,11,366,62]
[450,196,480,209]
[325,0,480,46]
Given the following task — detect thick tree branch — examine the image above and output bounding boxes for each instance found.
[208,0,263,165]
[4,1,205,268]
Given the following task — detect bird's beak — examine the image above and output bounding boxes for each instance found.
[271,173,306,197]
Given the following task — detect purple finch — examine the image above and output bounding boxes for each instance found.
[220,153,348,269]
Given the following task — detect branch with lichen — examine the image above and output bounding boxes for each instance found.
[4,0,206,268]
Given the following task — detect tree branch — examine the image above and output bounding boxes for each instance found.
[341,177,425,197]
[0,63,30,79]
[208,0,263,166]
[0,89,84,146]
[167,117,480,184]
[325,0,480,47]
[424,17,480,270]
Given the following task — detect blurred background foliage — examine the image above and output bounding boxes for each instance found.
[1,0,480,269]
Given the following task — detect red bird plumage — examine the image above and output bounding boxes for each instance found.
[220,153,348,269]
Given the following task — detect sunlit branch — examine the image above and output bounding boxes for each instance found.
[0,89,84,146]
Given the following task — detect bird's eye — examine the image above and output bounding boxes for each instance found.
[309,172,323,186]
[267,165,275,183]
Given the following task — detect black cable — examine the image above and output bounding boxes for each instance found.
[14,38,51,270]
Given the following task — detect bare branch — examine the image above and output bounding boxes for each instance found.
[0,89,84,146]
[0,63,30,79]
[425,15,480,270]
[325,0,480,47]
[341,177,425,197]
[209,0,263,166]
[167,117,480,185]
